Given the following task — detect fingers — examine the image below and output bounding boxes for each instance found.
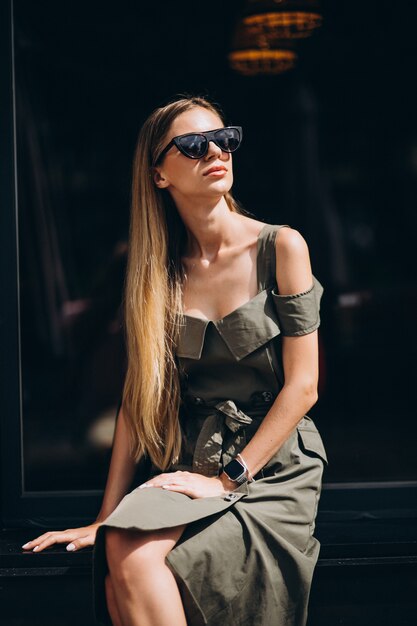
[161,484,196,497]
[136,472,226,499]
[139,471,191,490]
[21,532,48,550]
[22,530,75,552]
[21,528,95,553]
[65,534,95,552]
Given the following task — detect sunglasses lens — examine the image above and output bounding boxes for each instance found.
[175,127,242,159]
[177,135,207,158]
[215,128,241,152]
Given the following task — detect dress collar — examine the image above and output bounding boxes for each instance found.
[176,288,281,361]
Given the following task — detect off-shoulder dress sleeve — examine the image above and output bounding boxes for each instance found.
[271,275,324,336]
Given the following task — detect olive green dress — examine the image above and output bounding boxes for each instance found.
[92,223,328,626]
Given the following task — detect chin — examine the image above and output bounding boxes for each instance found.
[207,177,233,192]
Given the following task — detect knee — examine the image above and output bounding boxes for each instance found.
[104,527,164,578]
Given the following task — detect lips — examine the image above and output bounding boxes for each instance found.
[203,166,227,176]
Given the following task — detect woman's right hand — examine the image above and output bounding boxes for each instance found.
[21,521,102,553]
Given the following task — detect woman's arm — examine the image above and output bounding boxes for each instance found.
[221,333,318,482]
[219,227,319,482]
[22,403,138,552]
[95,403,140,522]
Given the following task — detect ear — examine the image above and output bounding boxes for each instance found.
[152,167,170,189]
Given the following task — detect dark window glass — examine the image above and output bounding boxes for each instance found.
[13,0,417,495]
[15,1,130,490]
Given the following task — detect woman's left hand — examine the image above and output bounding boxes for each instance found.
[138,471,235,499]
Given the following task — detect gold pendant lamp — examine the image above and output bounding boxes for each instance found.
[228,0,323,76]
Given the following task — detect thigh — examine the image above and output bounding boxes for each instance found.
[105,523,187,562]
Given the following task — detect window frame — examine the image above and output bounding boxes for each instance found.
[1,0,416,529]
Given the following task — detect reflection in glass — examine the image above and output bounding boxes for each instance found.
[15,4,128,491]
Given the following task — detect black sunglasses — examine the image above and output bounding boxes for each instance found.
[156,126,243,162]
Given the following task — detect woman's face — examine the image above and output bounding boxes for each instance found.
[153,106,234,202]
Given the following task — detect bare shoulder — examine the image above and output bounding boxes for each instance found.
[275,226,309,257]
[274,227,313,294]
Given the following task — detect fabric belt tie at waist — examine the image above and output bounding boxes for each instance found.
[191,399,256,477]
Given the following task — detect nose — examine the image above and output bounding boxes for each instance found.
[205,140,224,160]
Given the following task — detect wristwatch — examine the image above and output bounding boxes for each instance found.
[223,457,248,485]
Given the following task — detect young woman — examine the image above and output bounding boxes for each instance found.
[22,95,328,626]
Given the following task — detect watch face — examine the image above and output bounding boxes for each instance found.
[224,458,245,480]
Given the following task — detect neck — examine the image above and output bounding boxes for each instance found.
[174,196,242,260]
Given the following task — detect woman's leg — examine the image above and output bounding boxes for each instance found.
[104,524,187,626]
[105,573,124,626]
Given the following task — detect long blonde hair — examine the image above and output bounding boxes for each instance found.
[122,95,247,470]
